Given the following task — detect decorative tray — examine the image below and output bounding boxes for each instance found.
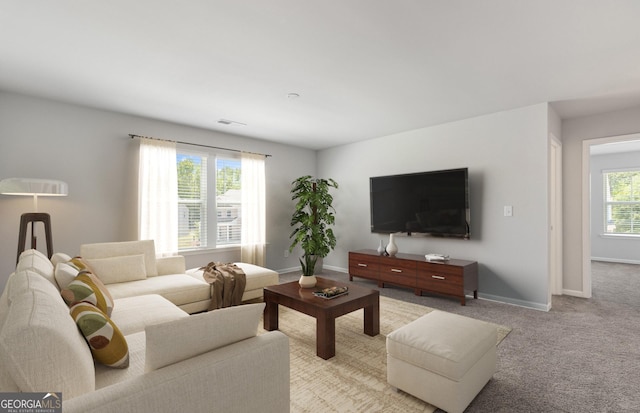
[313,286,349,299]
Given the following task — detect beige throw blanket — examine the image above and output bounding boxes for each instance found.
[200,262,247,311]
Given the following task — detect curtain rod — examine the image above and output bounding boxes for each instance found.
[129,134,272,157]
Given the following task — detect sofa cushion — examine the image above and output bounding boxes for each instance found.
[0,275,10,330]
[6,269,61,305]
[156,255,186,275]
[61,271,114,317]
[86,254,147,284]
[0,286,95,398]
[235,262,279,292]
[188,262,279,293]
[70,302,129,369]
[110,295,189,336]
[145,302,265,372]
[1,270,60,357]
[105,274,210,307]
[81,240,158,276]
[16,249,56,289]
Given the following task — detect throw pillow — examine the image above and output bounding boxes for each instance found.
[80,240,158,276]
[61,271,114,317]
[69,256,92,271]
[70,302,129,368]
[85,254,147,285]
[54,257,93,290]
[145,302,265,372]
[54,263,78,290]
[50,252,72,267]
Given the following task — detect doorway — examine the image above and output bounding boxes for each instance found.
[582,133,640,298]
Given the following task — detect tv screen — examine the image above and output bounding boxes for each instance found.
[370,168,470,238]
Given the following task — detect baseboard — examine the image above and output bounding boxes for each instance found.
[478,293,550,312]
[323,265,348,273]
[591,257,640,265]
[276,265,349,275]
[276,266,303,274]
[562,288,589,298]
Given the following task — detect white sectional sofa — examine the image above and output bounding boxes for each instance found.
[78,240,280,313]
[0,248,290,413]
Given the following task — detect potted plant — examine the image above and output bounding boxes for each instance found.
[289,175,339,286]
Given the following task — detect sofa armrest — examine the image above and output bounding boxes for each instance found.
[155,255,186,275]
[63,331,290,413]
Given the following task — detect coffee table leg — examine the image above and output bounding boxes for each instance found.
[264,301,279,331]
[317,315,336,360]
[364,301,380,336]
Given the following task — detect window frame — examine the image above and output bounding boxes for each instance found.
[176,146,242,252]
[177,149,208,251]
[212,155,242,247]
[602,168,640,237]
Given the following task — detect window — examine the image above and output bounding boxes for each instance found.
[177,152,207,249]
[176,150,241,250]
[603,169,640,235]
[215,157,241,245]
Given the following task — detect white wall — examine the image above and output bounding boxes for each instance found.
[561,104,640,294]
[590,150,640,263]
[0,92,316,290]
[548,105,562,140]
[319,103,552,309]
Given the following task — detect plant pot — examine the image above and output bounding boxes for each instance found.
[299,274,317,288]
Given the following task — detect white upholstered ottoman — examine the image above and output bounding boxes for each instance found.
[386,310,496,413]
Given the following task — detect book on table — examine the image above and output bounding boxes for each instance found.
[313,286,349,299]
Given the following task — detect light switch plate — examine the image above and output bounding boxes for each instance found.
[504,205,513,217]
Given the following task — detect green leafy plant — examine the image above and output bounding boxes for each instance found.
[289,176,339,276]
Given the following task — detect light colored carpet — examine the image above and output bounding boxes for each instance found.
[259,295,511,413]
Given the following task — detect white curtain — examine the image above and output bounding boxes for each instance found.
[240,153,266,265]
[138,138,178,256]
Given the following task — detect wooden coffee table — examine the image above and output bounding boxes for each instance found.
[263,277,380,360]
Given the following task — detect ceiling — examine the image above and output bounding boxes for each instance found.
[2,1,640,151]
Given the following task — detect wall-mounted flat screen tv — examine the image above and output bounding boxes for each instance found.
[370,168,470,239]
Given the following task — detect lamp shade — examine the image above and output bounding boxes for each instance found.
[0,178,68,196]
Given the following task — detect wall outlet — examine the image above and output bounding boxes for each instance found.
[504,205,513,217]
[284,249,289,258]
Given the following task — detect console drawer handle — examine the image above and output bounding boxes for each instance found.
[432,275,446,280]
[391,269,402,273]
[358,263,368,267]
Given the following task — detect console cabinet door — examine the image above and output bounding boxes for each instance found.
[379,258,417,288]
[416,262,463,296]
[349,252,380,281]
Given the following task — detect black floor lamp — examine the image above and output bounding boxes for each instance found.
[0,178,68,264]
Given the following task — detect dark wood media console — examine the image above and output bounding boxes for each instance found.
[348,249,478,305]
